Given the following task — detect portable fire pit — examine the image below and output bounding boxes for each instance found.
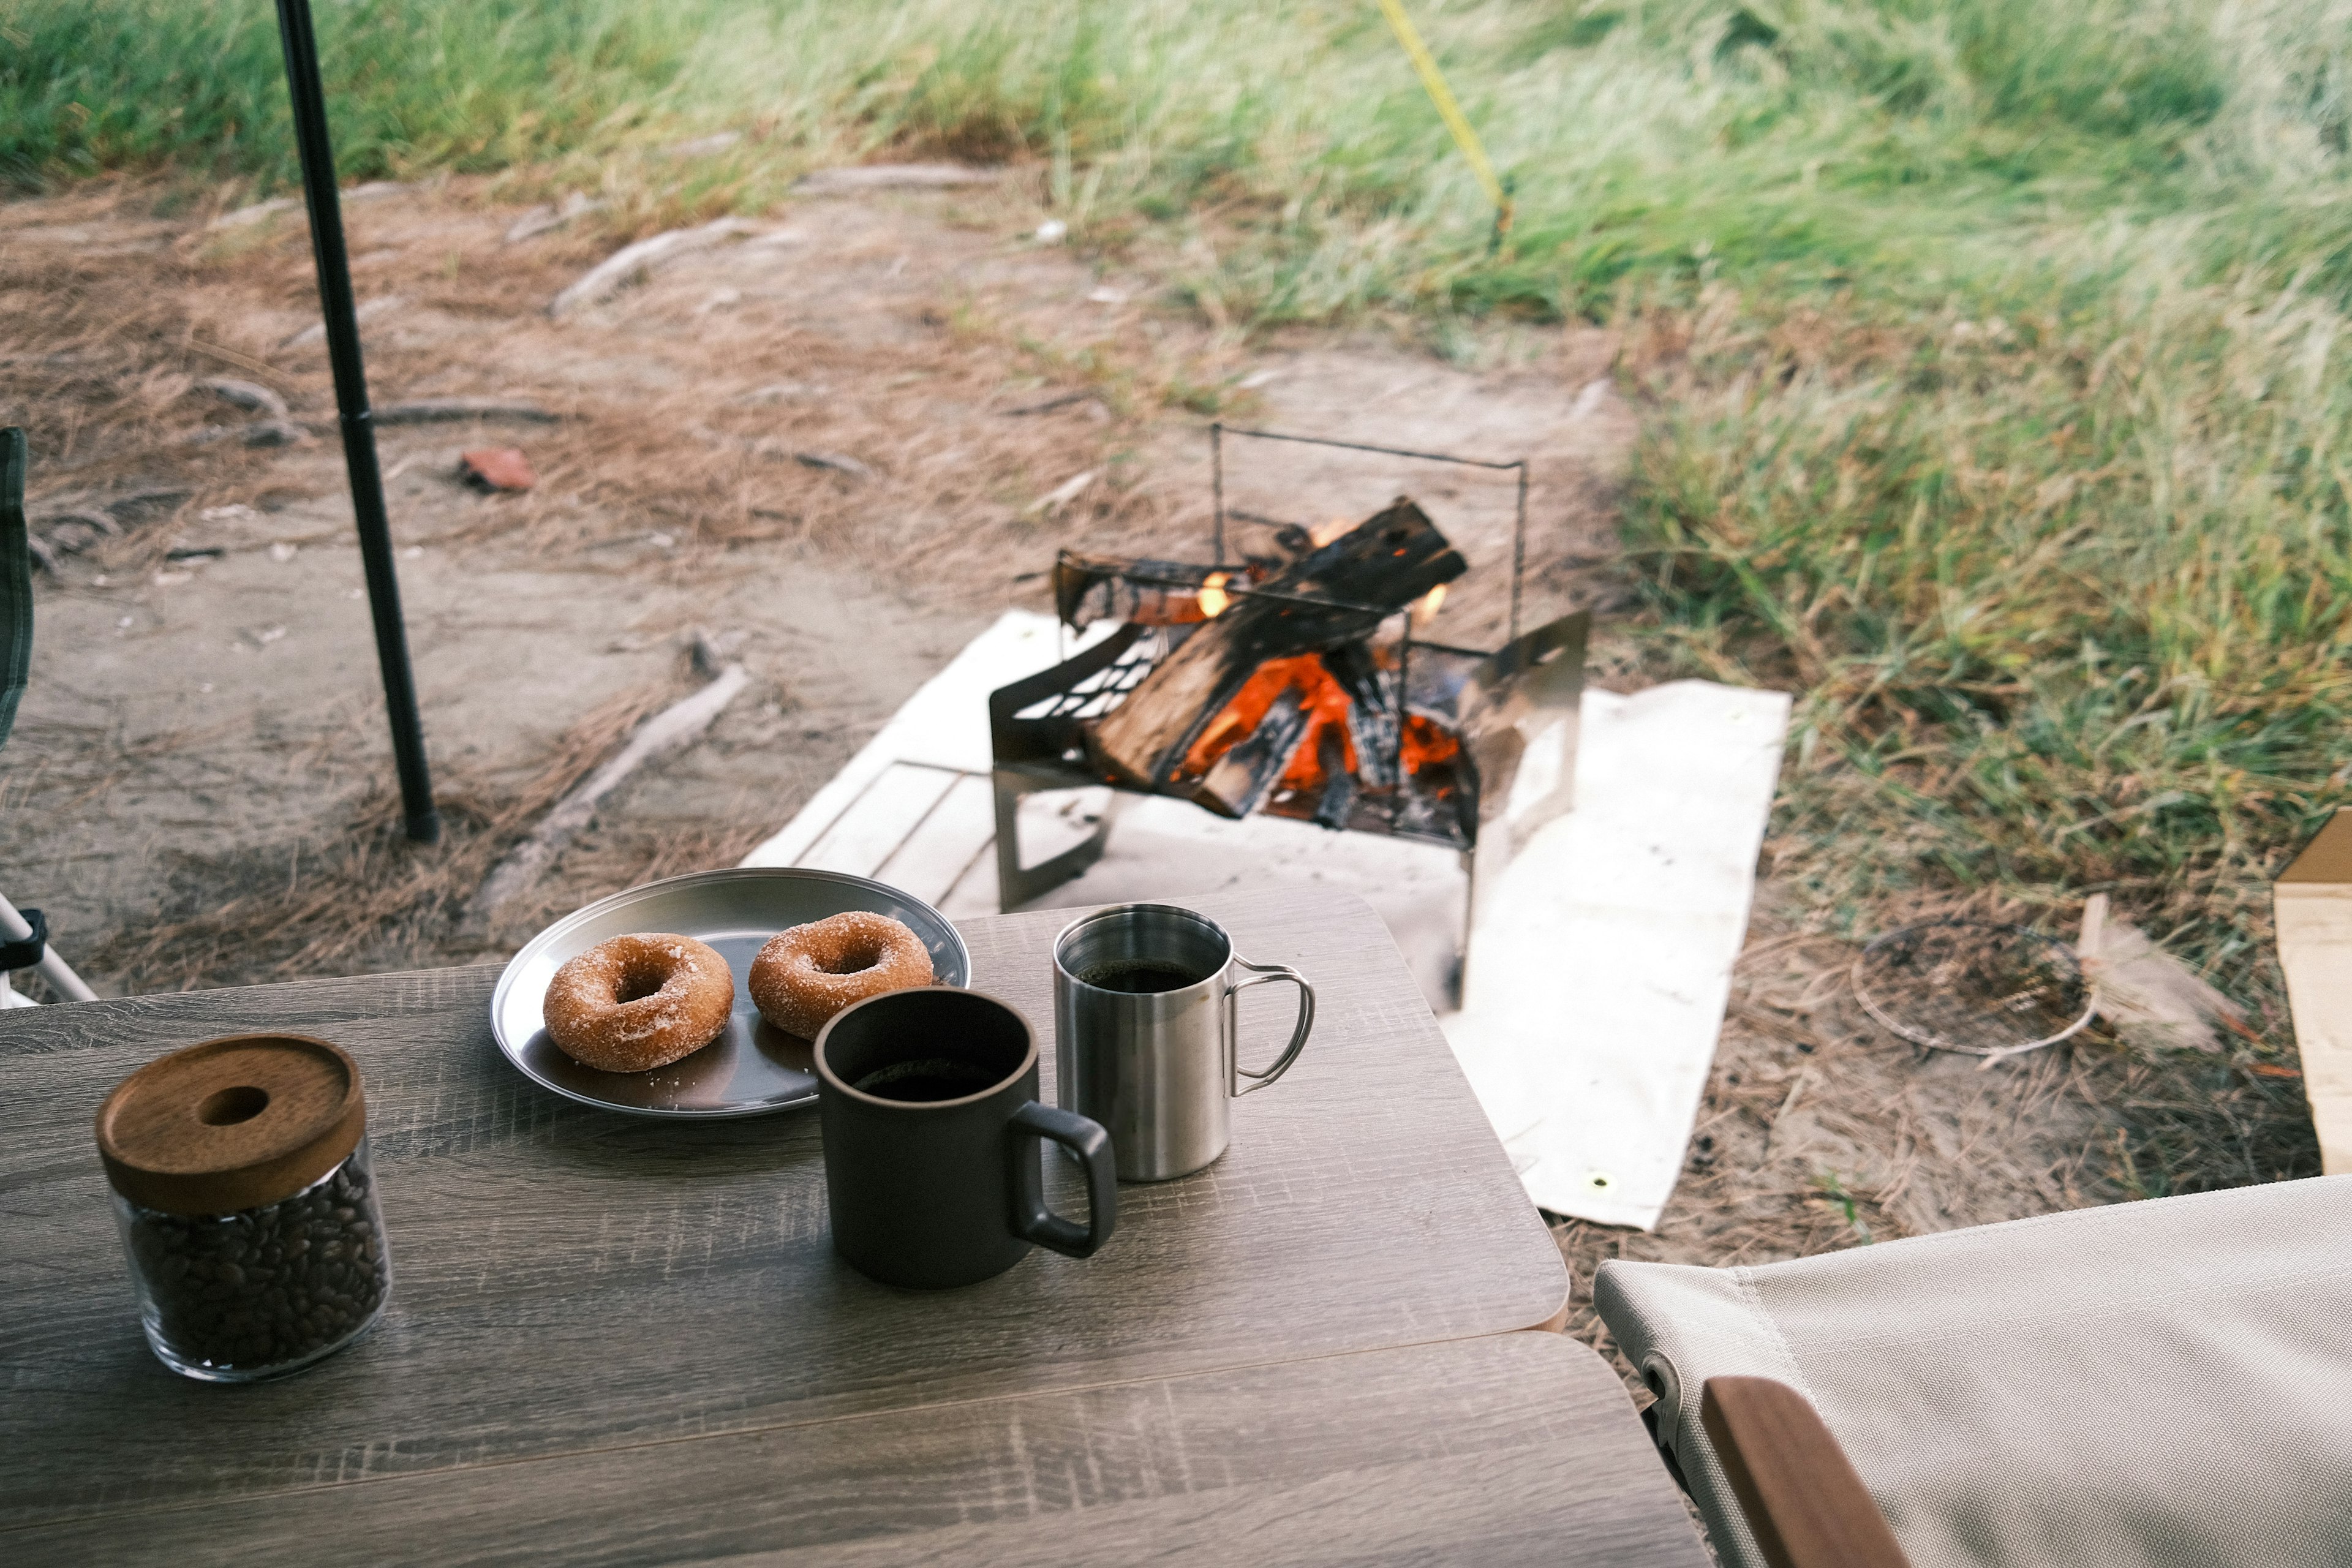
[988,425,1588,909]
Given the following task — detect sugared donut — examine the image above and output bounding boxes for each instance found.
[750,911,934,1038]
[542,933,735,1072]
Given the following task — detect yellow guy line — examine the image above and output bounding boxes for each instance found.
[1374,0,1513,245]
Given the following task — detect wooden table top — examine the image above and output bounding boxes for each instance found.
[10,1333,1706,1566]
[1,884,1698,1564]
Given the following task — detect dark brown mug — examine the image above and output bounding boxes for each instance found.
[813,987,1115,1289]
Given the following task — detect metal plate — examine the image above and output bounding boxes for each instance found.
[489,867,971,1119]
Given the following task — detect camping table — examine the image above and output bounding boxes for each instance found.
[0,885,1705,1566]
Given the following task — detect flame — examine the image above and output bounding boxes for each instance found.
[1412,582,1446,628]
[1183,656,1464,797]
[1399,713,1460,775]
[1196,571,1231,619]
[1278,666,1359,791]
[1308,516,1357,548]
[1183,656,1356,783]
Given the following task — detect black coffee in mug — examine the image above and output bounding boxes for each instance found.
[851,1057,1000,1102]
[1075,958,1203,995]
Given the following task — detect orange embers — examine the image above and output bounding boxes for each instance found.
[1183,656,1352,783]
[1398,713,1460,775]
[1182,655,1463,791]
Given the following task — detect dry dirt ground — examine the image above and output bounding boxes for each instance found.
[1,172,2314,1403]
[2,172,1622,976]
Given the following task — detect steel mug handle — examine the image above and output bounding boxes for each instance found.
[1008,1102,1117,1258]
[1227,957,1314,1096]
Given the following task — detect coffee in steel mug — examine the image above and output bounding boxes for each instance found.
[1054,903,1315,1182]
[814,987,1116,1289]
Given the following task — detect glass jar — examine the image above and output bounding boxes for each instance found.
[96,1033,392,1382]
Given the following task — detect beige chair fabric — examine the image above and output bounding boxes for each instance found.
[1595,1176,2352,1568]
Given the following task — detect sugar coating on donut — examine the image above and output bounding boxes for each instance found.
[542,933,736,1073]
[750,911,934,1039]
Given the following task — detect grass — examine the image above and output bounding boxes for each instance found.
[8,0,2346,1177]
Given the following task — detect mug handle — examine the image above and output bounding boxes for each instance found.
[1008,1102,1117,1258]
[1228,956,1314,1096]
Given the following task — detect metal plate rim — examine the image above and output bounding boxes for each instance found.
[489,866,973,1120]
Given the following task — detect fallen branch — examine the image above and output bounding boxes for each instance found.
[548,218,755,317]
[282,295,404,349]
[217,183,405,226]
[1004,390,1096,417]
[182,420,309,450]
[792,450,873,479]
[209,197,296,230]
[371,399,564,427]
[461,661,750,930]
[185,339,299,398]
[505,192,603,245]
[793,164,1006,194]
[196,377,290,421]
[1024,470,1096,516]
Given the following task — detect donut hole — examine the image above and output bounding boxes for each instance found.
[815,938,886,977]
[614,963,675,1005]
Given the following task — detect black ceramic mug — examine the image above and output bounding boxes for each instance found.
[813,987,1116,1289]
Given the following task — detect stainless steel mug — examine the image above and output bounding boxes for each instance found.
[1053,903,1314,1182]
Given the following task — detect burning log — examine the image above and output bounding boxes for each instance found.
[1088,499,1466,797]
[1321,639,1400,793]
[1197,683,1311,818]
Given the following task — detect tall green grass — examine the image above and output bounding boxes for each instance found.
[11,0,2352,1025]
[15,1,2323,313]
[1624,258,2352,976]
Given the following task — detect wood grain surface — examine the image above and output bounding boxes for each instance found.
[1702,1376,1910,1568]
[0,886,1583,1551]
[12,1334,1705,1566]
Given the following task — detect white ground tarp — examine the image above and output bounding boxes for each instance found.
[1442,681,1790,1228]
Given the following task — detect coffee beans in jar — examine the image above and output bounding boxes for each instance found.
[118,1142,390,1377]
[96,1033,393,1382]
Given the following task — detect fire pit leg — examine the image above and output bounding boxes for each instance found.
[992,766,1123,910]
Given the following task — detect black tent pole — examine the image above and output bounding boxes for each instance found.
[271,0,440,845]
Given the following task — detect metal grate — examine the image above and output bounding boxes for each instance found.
[1016,631,1162,726]
[1210,422,1529,639]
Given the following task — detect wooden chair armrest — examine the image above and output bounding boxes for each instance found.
[1698,1376,1911,1568]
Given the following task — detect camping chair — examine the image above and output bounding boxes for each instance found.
[1595,1175,2352,1568]
[1,428,96,1006]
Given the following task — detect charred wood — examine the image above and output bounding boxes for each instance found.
[1310,724,1356,831]
[1322,639,1400,793]
[1194,685,1311,819]
[1088,499,1465,788]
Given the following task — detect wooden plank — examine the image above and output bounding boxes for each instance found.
[1701,1376,1911,1568]
[872,771,996,907]
[0,886,1567,1526]
[9,1336,1707,1566]
[798,761,960,879]
[2275,807,2352,1172]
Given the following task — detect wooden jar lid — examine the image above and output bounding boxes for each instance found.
[95,1034,367,1216]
